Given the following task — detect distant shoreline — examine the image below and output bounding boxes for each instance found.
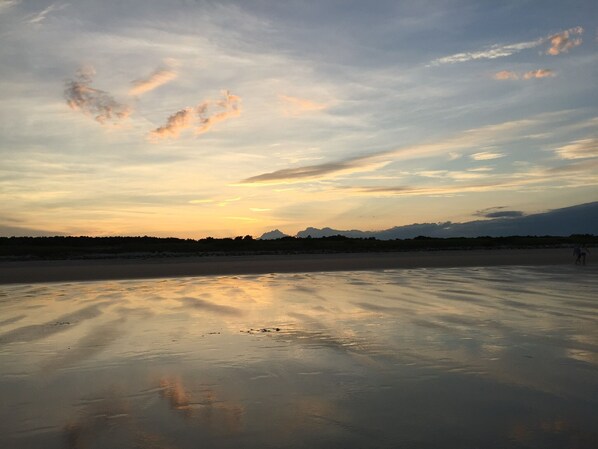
[0,248,576,285]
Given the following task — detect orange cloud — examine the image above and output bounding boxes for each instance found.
[196,91,241,134]
[150,91,241,140]
[279,94,328,115]
[494,69,555,81]
[64,67,131,125]
[523,69,555,79]
[129,69,177,96]
[494,70,519,80]
[149,107,195,139]
[546,27,583,55]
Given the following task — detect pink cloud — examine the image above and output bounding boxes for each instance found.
[129,69,178,96]
[150,91,241,140]
[523,69,555,79]
[493,70,519,80]
[493,69,556,81]
[196,91,241,135]
[546,27,583,55]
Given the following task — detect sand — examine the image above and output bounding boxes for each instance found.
[2,265,597,448]
[0,247,574,284]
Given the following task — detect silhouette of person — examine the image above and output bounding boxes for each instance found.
[574,245,590,265]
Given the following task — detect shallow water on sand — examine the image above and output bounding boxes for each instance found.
[1,265,597,448]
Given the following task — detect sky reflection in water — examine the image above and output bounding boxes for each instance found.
[1,265,597,448]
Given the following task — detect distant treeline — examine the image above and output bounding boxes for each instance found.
[0,234,596,260]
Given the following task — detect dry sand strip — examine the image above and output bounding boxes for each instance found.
[0,248,576,285]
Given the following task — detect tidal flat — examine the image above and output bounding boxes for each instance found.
[1,265,597,448]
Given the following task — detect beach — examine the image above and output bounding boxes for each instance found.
[0,247,572,284]
[1,263,597,448]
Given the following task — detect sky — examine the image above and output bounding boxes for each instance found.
[1,0,597,238]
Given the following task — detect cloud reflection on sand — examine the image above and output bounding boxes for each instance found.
[1,265,597,448]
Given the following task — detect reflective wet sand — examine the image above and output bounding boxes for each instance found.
[1,265,597,448]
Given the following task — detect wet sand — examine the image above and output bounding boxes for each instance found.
[1,265,597,448]
[0,248,572,284]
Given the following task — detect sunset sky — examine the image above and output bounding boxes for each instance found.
[1,0,596,238]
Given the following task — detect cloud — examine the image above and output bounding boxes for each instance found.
[279,94,328,115]
[474,207,524,219]
[345,158,598,198]
[64,67,131,125]
[0,0,19,14]
[196,91,241,135]
[347,180,526,198]
[26,3,67,24]
[554,138,598,159]
[240,155,389,185]
[240,116,544,185]
[150,91,241,140]
[149,107,195,139]
[430,38,544,65]
[546,158,598,175]
[470,152,505,161]
[484,210,524,218]
[547,27,583,55]
[129,68,178,96]
[494,69,555,80]
[523,69,555,79]
[494,70,519,80]
[431,27,583,65]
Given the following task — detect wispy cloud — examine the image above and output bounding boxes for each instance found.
[196,91,241,135]
[64,67,131,125]
[470,152,505,161]
[279,94,328,115]
[554,138,598,159]
[0,0,19,14]
[345,159,598,198]
[150,91,241,140]
[26,2,67,24]
[431,26,583,65]
[494,70,519,80]
[240,156,390,185]
[546,27,583,55]
[129,68,178,96]
[241,116,542,185]
[494,69,555,80]
[430,38,544,65]
[523,69,555,79]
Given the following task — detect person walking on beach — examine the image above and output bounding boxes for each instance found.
[574,245,590,265]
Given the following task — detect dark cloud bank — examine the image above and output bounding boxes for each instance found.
[261,202,598,240]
